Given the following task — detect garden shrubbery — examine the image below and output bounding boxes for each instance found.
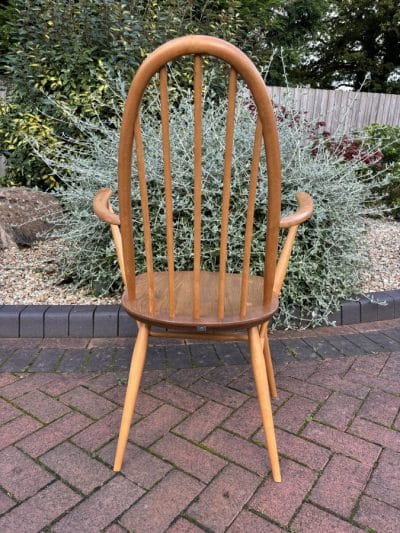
[34,73,379,328]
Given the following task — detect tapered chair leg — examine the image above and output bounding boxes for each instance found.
[114,322,150,471]
[248,326,281,482]
[263,334,278,399]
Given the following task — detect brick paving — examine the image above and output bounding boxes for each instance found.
[0,320,397,531]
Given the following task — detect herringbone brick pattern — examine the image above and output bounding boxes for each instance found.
[0,343,398,531]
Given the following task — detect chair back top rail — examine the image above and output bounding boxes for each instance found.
[118,35,281,321]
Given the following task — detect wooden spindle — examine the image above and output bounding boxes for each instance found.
[240,118,262,318]
[217,68,237,320]
[193,54,202,319]
[159,66,175,318]
[134,117,155,313]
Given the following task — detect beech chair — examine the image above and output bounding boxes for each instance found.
[93,35,313,483]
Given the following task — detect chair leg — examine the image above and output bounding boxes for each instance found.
[248,326,281,482]
[113,322,150,472]
[259,322,278,399]
[263,334,278,399]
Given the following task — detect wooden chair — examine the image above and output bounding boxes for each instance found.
[93,35,313,483]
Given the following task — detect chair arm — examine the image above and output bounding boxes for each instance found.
[93,188,120,226]
[279,192,313,229]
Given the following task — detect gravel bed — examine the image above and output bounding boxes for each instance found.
[0,218,399,305]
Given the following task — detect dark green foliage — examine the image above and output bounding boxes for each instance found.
[298,0,400,93]
[363,124,400,218]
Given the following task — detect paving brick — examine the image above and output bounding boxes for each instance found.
[302,421,381,465]
[141,369,175,390]
[85,372,121,393]
[40,441,113,494]
[39,374,93,396]
[228,509,284,532]
[0,481,81,533]
[98,439,171,489]
[44,305,72,338]
[85,347,114,372]
[114,346,132,370]
[292,503,362,533]
[278,360,320,380]
[310,454,370,517]
[359,390,400,426]
[190,379,247,408]
[363,331,400,351]
[315,392,362,430]
[166,344,192,368]
[17,411,91,457]
[343,333,383,353]
[346,368,400,395]
[120,470,203,533]
[0,305,26,337]
[0,489,15,514]
[147,381,205,412]
[0,373,55,400]
[249,458,317,526]
[0,374,18,389]
[274,395,319,433]
[72,408,122,452]
[169,367,211,387]
[0,446,53,500]
[145,345,167,370]
[19,305,49,338]
[54,476,144,533]
[204,429,268,475]
[348,353,389,376]
[0,398,21,425]
[222,398,261,438]
[57,348,90,371]
[229,369,256,396]
[188,464,260,532]
[104,525,126,533]
[189,343,220,366]
[13,389,70,423]
[129,403,187,447]
[117,308,137,337]
[93,305,119,338]
[0,415,42,450]
[174,401,232,442]
[60,386,116,419]
[167,517,205,532]
[323,335,366,356]
[276,375,330,402]
[349,417,400,452]
[365,449,400,508]
[304,337,345,358]
[281,338,319,360]
[308,372,369,399]
[314,356,357,376]
[0,348,39,371]
[355,495,400,533]
[341,301,360,325]
[28,348,65,371]
[205,365,247,386]
[152,433,226,483]
[270,428,330,471]
[214,343,246,364]
[379,351,400,381]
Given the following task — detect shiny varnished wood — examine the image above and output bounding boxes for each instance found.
[122,271,279,329]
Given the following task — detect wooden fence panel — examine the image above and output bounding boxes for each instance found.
[268,86,400,134]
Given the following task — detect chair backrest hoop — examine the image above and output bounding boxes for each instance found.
[118,35,281,311]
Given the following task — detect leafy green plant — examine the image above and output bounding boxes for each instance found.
[362,123,400,219]
[34,72,378,328]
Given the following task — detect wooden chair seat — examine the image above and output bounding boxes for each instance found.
[122,271,279,330]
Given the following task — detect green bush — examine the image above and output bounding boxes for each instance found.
[363,123,400,219]
[34,73,378,329]
[0,0,242,189]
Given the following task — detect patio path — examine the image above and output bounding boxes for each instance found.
[0,320,398,531]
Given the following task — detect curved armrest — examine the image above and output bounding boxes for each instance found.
[93,188,120,226]
[279,192,313,229]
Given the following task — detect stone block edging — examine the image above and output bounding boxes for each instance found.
[0,290,399,338]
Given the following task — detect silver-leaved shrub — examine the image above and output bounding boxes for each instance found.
[35,73,377,328]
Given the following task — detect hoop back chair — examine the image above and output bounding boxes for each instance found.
[93,35,313,483]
